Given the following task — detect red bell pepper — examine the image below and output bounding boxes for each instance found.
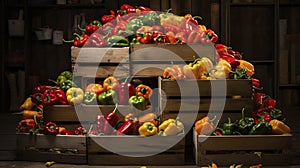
[119,4,136,15]
[187,30,202,43]
[63,33,89,47]
[74,125,87,135]
[137,32,153,44]
[43,87,68,105]
[101,10,116,24]
[44,122,59,135]
[264,98,276,109]
[78,24,100,35]
[118,78,136,105]
[204,29,218,43]
[103,105,119,133]
[88,32,107,47]
[252,78,262,91]
[137,6,153,12]
[95,113,108,134]
[253,92,267,107]
[183,14,201,26]
[33,85,52,94]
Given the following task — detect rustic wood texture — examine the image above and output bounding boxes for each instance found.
[193,130,292,166]
[87,135,185,165]
[16,133,87,164]
[130,44,216,77]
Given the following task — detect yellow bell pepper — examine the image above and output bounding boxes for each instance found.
[198,24,207,32]
[138,122,158,136]
[209,59,232,79]
[236,60,255,77]
[159,118,184,136]
[269,119,291,135]
[66,87,84,105]
[159,12,184,28]
[183,57,213,79]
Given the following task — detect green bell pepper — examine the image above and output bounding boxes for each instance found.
[83,92,98,105]
[222,117,237,135]
[128,95,147,116]
[249,120,272,135]
[142,11,160,26]
[98,90,118,105]
[59,70,73,80]
[107,35,129,47]
[237,108,255,135]
[60,80,77,92]
[125,18,143,35]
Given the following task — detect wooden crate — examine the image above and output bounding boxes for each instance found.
[71,46,130,78]
[193,130,292,166]
[158,77,254,122]
[16,133,87,164]
[87,134,185,165]
[44,104,153,130]
[129,44,216,77]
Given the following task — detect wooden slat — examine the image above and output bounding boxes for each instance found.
[71,47,129,64]
[87,135,185,165]
[193,129,292,166]
[16,133,87,164]
[160,78,253,97]
[163,98,254,112]
[73,64,129,78]
[199,153,291,166]
[130,44,216,62]
[0,151,16,160]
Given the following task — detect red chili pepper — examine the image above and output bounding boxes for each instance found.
[262,113,272,122]
[74,125,87,135]
[204,29,218,43]
[118,78,136,105]
[137,6,153,12]
[116,120,138,135]
[104,105,119,134]
[101,10,116,24]
[44,122,59,135]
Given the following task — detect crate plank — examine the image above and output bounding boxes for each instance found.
[87,135,185,165]
[73,63,129,78]
[193,130,292,166]
[16,133,87,164]
[130,44,216,76]
[160,78,253,97]
[71,47,129,64]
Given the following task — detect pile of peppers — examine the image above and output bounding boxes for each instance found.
[62,3,222,48]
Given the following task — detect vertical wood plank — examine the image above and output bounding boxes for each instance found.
[149,0,161,11]
[191,0,211,27]
[161,0,170,12]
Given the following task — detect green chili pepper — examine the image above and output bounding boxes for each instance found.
[249,121,272,135]
[222,117,237,135]
[107,35,129,47]
[89,20,102,27]
[83,92,98,105]
[98,90,118,105]
[128,95,147,116]
[237,108,255,135]
[141,11,160,26]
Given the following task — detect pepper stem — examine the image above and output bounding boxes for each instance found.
[112,103,118,114]
[241,108,245,121]
[192,16,202,20]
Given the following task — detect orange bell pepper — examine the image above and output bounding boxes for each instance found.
[85,83,105,96]
[194,116,215,135]
[103,76,120,91]
[136,84,153,99]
